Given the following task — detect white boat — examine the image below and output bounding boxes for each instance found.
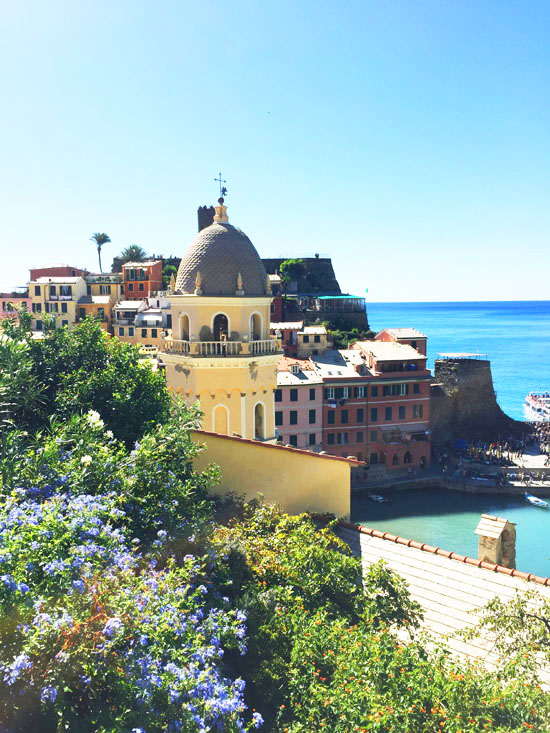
[524,392,550,422]
[525,492,548,508]
[367,493,389,504]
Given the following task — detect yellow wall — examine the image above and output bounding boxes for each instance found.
[117,325,168,349]
[29,279,87,330]
[191,429,351,518]
[169,295,272,342]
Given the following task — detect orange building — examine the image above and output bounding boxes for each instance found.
[122,261,163,300]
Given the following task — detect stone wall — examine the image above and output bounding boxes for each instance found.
[431,358,523,444]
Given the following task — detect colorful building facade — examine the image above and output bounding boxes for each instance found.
[122,261,163,300]
[275,357,323,449]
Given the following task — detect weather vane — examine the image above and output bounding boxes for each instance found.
[214,172,228,199]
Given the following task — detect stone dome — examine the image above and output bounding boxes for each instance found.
[176,222,268,297]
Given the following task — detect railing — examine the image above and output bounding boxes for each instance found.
[115,318,134,325]
[162,339,281,357]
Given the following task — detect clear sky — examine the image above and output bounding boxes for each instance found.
[1,0,549,301]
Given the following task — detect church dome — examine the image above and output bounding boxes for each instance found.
[176,216,268,297]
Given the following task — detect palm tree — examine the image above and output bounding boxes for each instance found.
[90,233,111,273]
[119,244,148,265]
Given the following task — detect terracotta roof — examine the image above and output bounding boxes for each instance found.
[336,520,550,675]
[354,340,423,361]
[383,328,427,339]
[176,223,268,297]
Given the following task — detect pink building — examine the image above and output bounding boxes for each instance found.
[275,357,323,450]
[0,293,31,321]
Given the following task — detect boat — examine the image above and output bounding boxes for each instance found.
[524,392,550,422]
[367,493,389,504]
[525,492,548,508]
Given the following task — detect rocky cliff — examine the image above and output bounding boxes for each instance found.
[431,357,523,444]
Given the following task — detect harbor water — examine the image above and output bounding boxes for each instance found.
[353,489,550,578]
[354,301,550,577]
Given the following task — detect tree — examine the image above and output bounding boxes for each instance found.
[278,259,306,319]
[162,263,178,287]
[90,232,111,273]
[119,244,148,265]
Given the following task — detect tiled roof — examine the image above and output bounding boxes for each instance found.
[312,350,362,379]
[337,521,550,675]
[354,340,423,361]
[176,223,268,297]
[383,328,427,339]
[32,276,83,284]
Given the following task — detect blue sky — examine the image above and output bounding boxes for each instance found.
[1,0,549,301]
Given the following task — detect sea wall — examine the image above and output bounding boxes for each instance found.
[431,357,522,444]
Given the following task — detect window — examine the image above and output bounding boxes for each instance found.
[61,320,68,327]
[290,388,298,402]
[151,329,157,338]
[357,452,362,461]
[383,384,409,396]
[309,409,316,424]
[327,411,335,425]
[128,327,134,336]
[32,303,42,313]
[385,407,392,421]
[138,283,144,291]
[97,308,104,320]
[118,327,124,336]
[356,431,363,442]
[371,386,378,397]
[357,408,364,423]
[302,334,309,343]
[413,404,423,418]
[399,406,406,420]
[337,432,349,445]
[79,308,86,320]
[370,407,378,422]
[309,388,316,401]
[87,285,92,295]
[334,387,350,399]
[369,452,378,464]
[275,389,282,402]
[34,286,41,295]
[49,285,57,295]
[354,386,365,398]
[370,430,377,441]
[289,435,298,447]
[61,303,67,313]
[327,433,335,445]
[60,286,72,296]
[275,411,283,426]
[99,285,111,295]
[392,454,399,465]
[141,329,147,337]
[36,320,43,330]
[128,283,134,291]
[413,383,420,394]
[166,314,172,328]
[309,433,316,446]
[314,334,320,343]
[341,409,348,424]
[325,387,335,399]
[290,410,298,425]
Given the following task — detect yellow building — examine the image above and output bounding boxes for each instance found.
[162,199,282,440]
[29,276,87,332]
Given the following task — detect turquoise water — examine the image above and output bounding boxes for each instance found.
[367,301,550,421]
[353,489,550,578]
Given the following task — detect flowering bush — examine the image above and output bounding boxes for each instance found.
[0,556,260,732]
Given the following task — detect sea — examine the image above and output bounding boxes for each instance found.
[352,300,550,577]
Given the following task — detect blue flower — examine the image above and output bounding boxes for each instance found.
[252,712,264,728]
[72,579,85,594]
[17,582,30,594]
[41,686,57,703]
[102,617,123,638]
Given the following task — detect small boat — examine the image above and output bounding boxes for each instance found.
[367,493,389,504]
[525,492,549,508]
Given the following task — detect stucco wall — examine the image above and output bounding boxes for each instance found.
[191,430,351,518]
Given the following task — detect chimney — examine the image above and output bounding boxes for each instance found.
[475,514,516,569]
[197,205,216,232]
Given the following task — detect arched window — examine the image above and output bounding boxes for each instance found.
[404,451,412,464]
[254,403,265,440]
[213,405,229,435]
[213,313,229,341]
[250,313,262,340]
[392,454,399,466]
[180,314,190,341]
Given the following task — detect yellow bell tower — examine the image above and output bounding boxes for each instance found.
[162,199,282,440]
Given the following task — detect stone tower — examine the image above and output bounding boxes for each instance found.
[162,200,282,441]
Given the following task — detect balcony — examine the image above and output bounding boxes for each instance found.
[162,339,281,357]
[381,430,430,445]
